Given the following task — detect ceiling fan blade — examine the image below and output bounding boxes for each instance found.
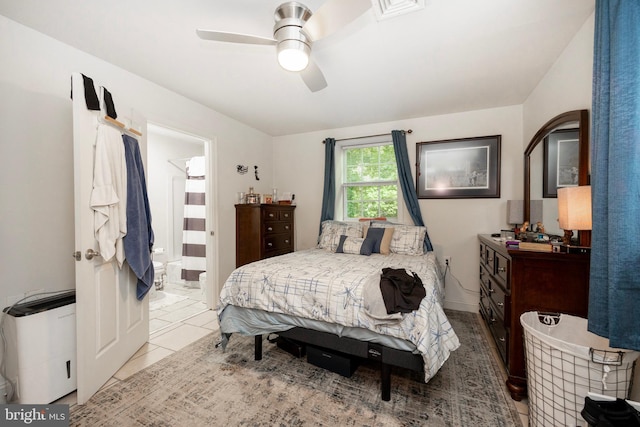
[303,0,372,41]
[196,29,276,46]
[301,60,328,92]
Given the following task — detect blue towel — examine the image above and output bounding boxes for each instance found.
[122,134,155,300]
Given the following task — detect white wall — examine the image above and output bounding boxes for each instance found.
[523,13,595,233]
[523,13,595,143]
[0,15,273,308]
[273,105,523,312]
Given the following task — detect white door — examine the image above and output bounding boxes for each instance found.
[71,72,149,405]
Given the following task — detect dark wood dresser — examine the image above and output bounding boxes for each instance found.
[477,234,590,401]
[235,204,295,267]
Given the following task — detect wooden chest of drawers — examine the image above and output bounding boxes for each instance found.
[478,234,590,401]
[235,204,295,267]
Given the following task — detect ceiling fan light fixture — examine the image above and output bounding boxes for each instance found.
[277,39,310,72]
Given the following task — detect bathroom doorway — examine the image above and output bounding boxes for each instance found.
[146,123,215,333]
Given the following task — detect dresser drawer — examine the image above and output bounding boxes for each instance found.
[486,276,506,320]
[479,284,491,316]
[279,210,293,221]
[480,266,506,319]
[480,241,487,264]
[263,208,293,222]
[479,300,508,364]
[264,233,293,253]
[494,252,510,290]
[264,221,292,235]
[481,243,495,271]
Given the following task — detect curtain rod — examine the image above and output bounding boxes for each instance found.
[322,129,412,143]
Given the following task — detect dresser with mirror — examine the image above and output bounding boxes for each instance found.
[479,109,591,401]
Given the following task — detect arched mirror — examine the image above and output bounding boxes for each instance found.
[524,110,589,238]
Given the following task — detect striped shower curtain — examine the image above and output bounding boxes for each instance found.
[181,156,206,283]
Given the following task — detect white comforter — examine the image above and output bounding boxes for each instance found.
[218,248,460,382]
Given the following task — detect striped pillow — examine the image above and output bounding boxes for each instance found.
[318,220,364,252]
[371,223,426,255]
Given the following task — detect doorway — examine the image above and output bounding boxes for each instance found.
[146,123,214,333]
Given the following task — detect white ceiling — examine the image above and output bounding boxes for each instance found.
[0,0,594,136]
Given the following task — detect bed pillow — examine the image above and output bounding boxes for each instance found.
[379,227,395,255]
[371,222,426,255]
[360,218,387,241]
[318,220,364,252]
[363,227,394,255]
[335,235,371,255]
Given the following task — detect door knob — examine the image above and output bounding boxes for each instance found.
[85,248,101,260]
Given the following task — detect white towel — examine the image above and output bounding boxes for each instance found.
[90,124,127,266]
[187,156,205,177]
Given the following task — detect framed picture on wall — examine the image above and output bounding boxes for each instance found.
[416,135,501,199]
[543,128,579,198]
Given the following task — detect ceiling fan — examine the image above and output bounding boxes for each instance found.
[196,0,372,92]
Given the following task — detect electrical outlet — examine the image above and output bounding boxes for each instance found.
[444,256,451,266]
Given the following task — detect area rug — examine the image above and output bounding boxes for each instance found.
[70,310,522,426]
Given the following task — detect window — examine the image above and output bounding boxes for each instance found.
[342,143,399,220]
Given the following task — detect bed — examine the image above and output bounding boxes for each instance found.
[217,220,460,400]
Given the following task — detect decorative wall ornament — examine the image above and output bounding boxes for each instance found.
[236,165,248,175]
[254,165,260,181]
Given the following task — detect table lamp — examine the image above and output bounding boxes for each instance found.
[558,186,592,247]
[507,200,523,232]
[507,200,543,234]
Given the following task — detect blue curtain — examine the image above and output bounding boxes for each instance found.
[588,0,640,350]
[392,130,433,251]
[318,137,336,237]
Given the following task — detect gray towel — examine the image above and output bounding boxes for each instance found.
[122,134,154,300]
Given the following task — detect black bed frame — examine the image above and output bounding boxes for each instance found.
[253,327,424,401]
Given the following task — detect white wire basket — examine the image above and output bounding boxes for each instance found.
[521,311,639,427]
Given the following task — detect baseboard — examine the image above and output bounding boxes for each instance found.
[443,300,477,313]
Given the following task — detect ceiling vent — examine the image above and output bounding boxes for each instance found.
[372,0,425,21]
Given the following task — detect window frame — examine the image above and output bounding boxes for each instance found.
[337,139,401,222]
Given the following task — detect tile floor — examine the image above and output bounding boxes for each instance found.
[149,281,208,333]
[58,309,531,426]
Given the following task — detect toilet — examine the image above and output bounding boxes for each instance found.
[152,248,167,291]
[153,261,166,290]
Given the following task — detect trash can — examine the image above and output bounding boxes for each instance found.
[521,311,640,427]
[3,290,77,403]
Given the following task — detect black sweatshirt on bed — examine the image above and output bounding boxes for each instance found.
[379,267,426,314]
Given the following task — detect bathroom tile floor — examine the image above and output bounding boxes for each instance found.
[149,280,208,333]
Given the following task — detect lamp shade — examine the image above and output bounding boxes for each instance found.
[507,200,523,225]
[558,186,592,230]
[530,200,543,225]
